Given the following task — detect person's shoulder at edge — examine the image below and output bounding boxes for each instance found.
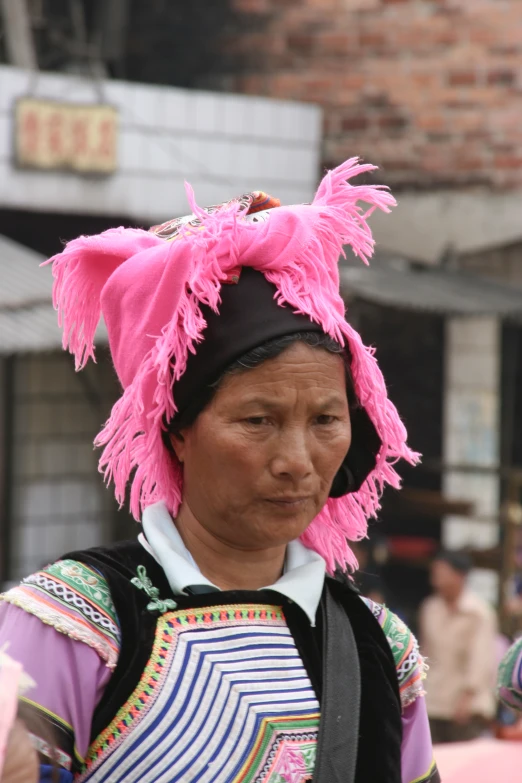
[458,588,496,619]
[498,635,522,711]
[360,596,428,711]
[0,557,120,670]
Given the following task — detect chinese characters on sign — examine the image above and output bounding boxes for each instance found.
[14,98,118,174]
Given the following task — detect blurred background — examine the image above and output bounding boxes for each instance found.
[1,0,522,656]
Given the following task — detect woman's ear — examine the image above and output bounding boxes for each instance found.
[169,431,185,463]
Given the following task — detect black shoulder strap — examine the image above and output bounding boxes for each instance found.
[313,579,361,783]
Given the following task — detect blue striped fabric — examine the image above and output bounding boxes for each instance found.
[81,608,320,783]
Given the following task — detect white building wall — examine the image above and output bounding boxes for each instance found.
[442,316,501,604]
[0,65,322,222]
[8,351,123,581]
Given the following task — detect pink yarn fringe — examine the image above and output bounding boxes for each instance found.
[43,228,162,370]
[47,158,419,574]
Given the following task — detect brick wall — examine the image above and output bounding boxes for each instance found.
[215,0,522,190]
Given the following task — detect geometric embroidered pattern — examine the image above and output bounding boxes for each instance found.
[79,604,320,783]
[44,560,118,622]
[24,572,120,638]
[360,597,427,709]
[242,717,317,783]
[1,560,120,668]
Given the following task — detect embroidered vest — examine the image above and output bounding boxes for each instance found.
[3,541,415,781]
[61,541,403,783]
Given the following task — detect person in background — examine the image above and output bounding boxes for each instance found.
[420,550,497,744]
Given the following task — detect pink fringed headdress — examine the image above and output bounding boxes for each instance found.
[46,158,419,573]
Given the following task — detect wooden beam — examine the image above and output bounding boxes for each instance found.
[385,487,475,518]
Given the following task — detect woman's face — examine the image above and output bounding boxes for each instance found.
[171,342,352,551]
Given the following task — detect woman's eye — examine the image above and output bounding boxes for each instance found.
[315,414,337,426]
[245,416,270,426]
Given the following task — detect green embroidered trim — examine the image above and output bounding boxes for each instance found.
[44,559,118,626]
[362,598,426,707]
[380,605,414,669]
[131,565,177,614]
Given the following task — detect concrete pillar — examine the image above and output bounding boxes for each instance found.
[0,0,37,70]
[442,316,500,603]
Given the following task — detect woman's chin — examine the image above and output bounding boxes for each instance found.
[246,512,316,549]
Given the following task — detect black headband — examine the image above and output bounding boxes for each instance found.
[171,267,381,497]
[173,267,324,416]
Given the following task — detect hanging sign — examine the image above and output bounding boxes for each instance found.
[14,98,118,174]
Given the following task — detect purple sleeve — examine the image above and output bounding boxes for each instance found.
[401,696,438,783]
[0,602,112,760]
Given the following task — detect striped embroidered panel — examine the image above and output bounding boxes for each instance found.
[80,605,319,783]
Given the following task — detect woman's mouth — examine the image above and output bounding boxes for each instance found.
[266,497,310,509]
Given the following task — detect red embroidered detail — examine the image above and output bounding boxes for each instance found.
[223,265,242,284]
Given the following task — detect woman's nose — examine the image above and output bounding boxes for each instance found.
[269,430,313,481]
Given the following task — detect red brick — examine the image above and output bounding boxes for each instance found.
[453,155,486,172]
[448,70,477,87]
[487,69,516,86]
[449,109,484,133]
[304,0,342,8]
[416,112,447,131]
[360,88,391,107]
[494,155,522,169]
[303,77,337,101]
[267,73,306,99]
[377,113,409,130]
[317,33,354,55]
[359,33,387,48]
[339,73,366,91]
[469,26,499,46]
[286,33,315,53]
[342,0,380,8]
[341,115,371,132]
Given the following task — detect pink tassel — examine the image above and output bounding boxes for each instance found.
[43,228,162,370]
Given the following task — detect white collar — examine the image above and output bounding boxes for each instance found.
[139,501,326,626]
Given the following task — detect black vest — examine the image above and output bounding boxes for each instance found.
[65,540,403,783]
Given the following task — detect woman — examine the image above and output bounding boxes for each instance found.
[0,160,439,782]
